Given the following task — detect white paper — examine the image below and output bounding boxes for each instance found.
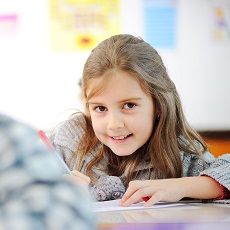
[93,199,186,213]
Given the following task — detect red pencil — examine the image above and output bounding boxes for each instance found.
[38,130,56,151]
[38,130,73,175]
[142,196,150,202]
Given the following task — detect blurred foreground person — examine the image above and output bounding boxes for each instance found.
[0,114,96,230]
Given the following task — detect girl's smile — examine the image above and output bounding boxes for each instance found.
[87,70,155,156]
[110,134,132,140]
[109,133,133,144]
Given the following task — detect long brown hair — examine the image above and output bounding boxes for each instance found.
[75,34,207,182]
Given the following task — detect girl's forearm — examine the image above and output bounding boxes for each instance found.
[180,176,222,200]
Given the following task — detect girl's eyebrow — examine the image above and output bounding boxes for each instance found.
[88,97,142,105]
[118,97,142,103]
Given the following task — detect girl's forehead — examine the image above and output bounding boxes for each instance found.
[86,71,136,94]
[85,71,150,101]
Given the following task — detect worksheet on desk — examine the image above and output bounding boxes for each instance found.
[93,199,186,213]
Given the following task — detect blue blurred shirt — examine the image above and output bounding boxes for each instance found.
[0,114,96,230]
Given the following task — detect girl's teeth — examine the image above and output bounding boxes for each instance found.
[113,135,128,140]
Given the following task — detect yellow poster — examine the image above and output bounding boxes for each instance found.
[49,0,120,51]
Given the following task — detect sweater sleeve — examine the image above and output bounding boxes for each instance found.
[89,175,126,201]
[200,154,230,193]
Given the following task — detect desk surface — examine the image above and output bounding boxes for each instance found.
[96,202,230,230]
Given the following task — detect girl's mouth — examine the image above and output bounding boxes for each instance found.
[111,134,132,140]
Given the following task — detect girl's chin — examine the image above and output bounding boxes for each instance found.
[112,151,135,157]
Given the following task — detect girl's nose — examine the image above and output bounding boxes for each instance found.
[107,113,124,130]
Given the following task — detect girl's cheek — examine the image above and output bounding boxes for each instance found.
[92,119,104,131]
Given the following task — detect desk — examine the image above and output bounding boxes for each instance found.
[96,202,230,230]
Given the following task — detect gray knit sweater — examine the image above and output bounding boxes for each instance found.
[49,114,230,202]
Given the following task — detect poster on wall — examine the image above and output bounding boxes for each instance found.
[210,0,230,41]
[143,0,177,48]
[0,0,19,36]
[49,0,121,52]
[0,14,18,35]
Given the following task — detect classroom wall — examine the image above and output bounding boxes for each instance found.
[1,0,230,132]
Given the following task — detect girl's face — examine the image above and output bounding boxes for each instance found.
[87,71,155,156]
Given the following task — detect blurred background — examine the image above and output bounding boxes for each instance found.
[0,0,230,156]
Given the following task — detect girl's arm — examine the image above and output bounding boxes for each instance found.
[119,176,222,207]
[120,153,230,207]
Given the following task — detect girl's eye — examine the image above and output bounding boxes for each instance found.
[124,103,136,109]
[95,106,107,112]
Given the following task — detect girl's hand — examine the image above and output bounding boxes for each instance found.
[119,178,185,207]
[63,170,91,190]
[119,176,223,207]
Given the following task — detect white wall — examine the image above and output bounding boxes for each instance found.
[1,0,230,131]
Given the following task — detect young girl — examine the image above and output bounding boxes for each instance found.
[50,34,230,206]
